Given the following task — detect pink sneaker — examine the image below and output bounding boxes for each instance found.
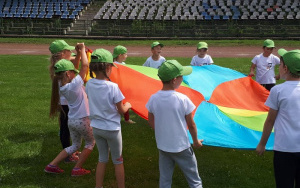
[71,168,91,177]
[44,165,64,174]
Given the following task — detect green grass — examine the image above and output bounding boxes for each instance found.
[0,54,276,188]
[0,37,299,47]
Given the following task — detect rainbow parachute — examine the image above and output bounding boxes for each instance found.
[109,64,274,150]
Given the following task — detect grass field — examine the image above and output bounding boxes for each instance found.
[1,38,291,188]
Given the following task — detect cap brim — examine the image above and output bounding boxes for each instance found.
[65,46,75,51]
[181,66,193,76]
[278,48,287,56]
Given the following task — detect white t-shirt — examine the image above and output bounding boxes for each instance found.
[59,75,89,119]
[60,95,68,105]
[86,79,125,131]
[251,53,280,84]
[143,56,166,69]
[190,54,214,66]
[265,81,300,152]
[146,90,196,152]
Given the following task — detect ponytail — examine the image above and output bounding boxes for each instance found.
[49,72,66,118]
[49,52,63,80]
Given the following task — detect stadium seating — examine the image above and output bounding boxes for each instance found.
[0,0,89,19]
[92,0,300,21]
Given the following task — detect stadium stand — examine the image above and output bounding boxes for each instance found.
[0,0,88,19]
[0,0,299,38]
[93,0,299,21]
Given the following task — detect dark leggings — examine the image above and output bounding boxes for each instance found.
[59,105,70,149]
[261,84,275,91]
[274,151,300,188]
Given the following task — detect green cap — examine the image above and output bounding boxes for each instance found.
[197,42,208,49]
[263,39,275,48]
[54,59,79,73]
[158,60,192,81]
[49,40,75,54]
[278,48,300,76]
[113,45,127,59]
[90,48,117,67]
[151,41,164,48]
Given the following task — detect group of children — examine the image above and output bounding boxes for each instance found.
[45,39,300,188]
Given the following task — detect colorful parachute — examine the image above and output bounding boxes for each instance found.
[110,64,274,150]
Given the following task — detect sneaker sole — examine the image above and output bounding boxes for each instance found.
[44,169,63,174]
[71,172,91,177]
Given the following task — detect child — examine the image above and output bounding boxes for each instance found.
[45,44,95,176]
[86,48,132,188]
[146,60,203,188]
[256,49,300,187]
[113,45,136,124]
[143,41,166,69]
[248,39,280,91]
[49,40,82,162]
[190,42,214,66]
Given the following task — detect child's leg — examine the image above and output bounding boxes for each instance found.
[49,149,69,166]
[274,151,298,188]
[159,150,175,188]
[96,162,107,188]
[174,147,202,188]
[114,163,125,188]
[93,128,110,187]
[108,130,125,188]
[64,119,83,157]
[74,117,95,168]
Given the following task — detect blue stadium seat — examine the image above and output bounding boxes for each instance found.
[45,14,53,19]
[61,14,68,19]
[30,14,36,18]
[55,11,62,15]
[232,15,240,19]
[6,13,13,18]
[205,15,211,20]
[14,13,21,18]
[213,15,220,20]
[22,14,29,18]
[69,14,75,19]
[222,15,229,20]
[37,14,44,19]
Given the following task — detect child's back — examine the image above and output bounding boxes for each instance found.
[85,48,131,188]
[147,90,194,152]
[146,60,203,188]
[86,78,124,130]
[256,49,300,188]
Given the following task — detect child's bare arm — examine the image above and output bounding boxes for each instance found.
[185,113,203,149]
[148,112,155,129]
[256,108,278,155]
[249,63,256,77]
[77,43,88,80]
[71,44,82,69]
[116,101,132,114]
